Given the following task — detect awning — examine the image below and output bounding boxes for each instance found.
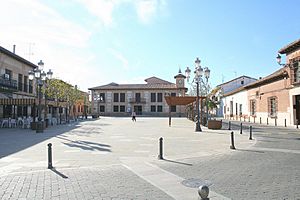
[164,96,205,106]
[0,98,36,105]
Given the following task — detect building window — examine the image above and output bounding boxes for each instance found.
[157,105,163,112]
[5,69,12,80]
[250,100,256,116]
[230,101,233,116]
[171,106,176,112]
[235,103,238,116]
[151,93,156,102]
[241,80,244,85]
[29,80,33,93]
[135,93,141,102]
[78,106,80,112]
[268,96,277,118]
[120,93,125,102]
[100,93,105,102]
[120,105,125,112]
[100,106,105,112]
[24,76,28,92]
[113,105,119,112]
[18,74,22,91]
[114,93,119,102]
[151,105,156,112]
[293,61,300,83]
[171,93,176,97]
[157,93,163,102]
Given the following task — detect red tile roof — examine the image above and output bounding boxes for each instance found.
[244,67,288,89]
[278,38,300,54]
[89,76,179,90]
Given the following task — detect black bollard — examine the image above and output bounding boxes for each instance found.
[158,137,163,159]
[230,131,235,150]
[48,143,53,169]
[249,126,253,140]
[240,123,243,134]
[260,117,261,124]
[228,121,231,130]
[285,119,287,127]
[297,120,299,129]
[267,118,269,125]
[275,118,277,126]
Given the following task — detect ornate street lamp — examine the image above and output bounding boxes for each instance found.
[204,67,211,125]
[185,57,203,132]
[29,60,53,133]
[276,54,283,66]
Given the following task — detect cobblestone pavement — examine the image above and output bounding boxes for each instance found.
[0,117,299,199]
[0,165,173,200]
[155,119,300,200]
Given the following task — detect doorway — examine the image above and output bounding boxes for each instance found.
[295,95,300,124]
[134,106,142,115]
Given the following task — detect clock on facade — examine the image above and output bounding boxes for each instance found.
[178,79,183,85]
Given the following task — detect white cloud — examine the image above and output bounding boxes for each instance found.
[76,0,121,26]
[108,48,129,70]
[0,0,94,91]
[77,0,167,26]
[135,0,157,24]
[134,0,167,24]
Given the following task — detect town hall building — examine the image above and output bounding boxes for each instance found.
[88,71,187,117]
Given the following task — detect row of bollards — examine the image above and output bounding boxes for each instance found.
[158,137,163,159]
[228,118,300,128]
[230,125,253,150]
[48,143,53,169]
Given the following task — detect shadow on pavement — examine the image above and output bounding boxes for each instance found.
[56,135,111,152]
[236,148,265,154]
[162,159,193,166]
[0,119,110,158]
[50,168,68,179]
[257,135,300,141]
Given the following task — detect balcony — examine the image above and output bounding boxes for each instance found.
[0,76,17,90]
[129,98,146,104]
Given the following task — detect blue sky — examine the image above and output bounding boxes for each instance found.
[0,0,299,92]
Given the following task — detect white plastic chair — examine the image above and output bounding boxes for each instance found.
[1,119,9,128]
[10,119,17,128]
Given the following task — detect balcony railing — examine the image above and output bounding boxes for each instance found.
[129,98,146,104]
[0,76,17,90]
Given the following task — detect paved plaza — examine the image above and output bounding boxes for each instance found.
[0,117,299,199]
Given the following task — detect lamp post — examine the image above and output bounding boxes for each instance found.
[204,67,211,125]
[185,57,203,132]
[29,60,53,133]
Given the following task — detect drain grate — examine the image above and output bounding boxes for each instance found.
[181,178,213,188]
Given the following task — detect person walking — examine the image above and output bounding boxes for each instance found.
[131,111,136,122]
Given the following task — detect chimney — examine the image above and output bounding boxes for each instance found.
[13,45,16,54]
